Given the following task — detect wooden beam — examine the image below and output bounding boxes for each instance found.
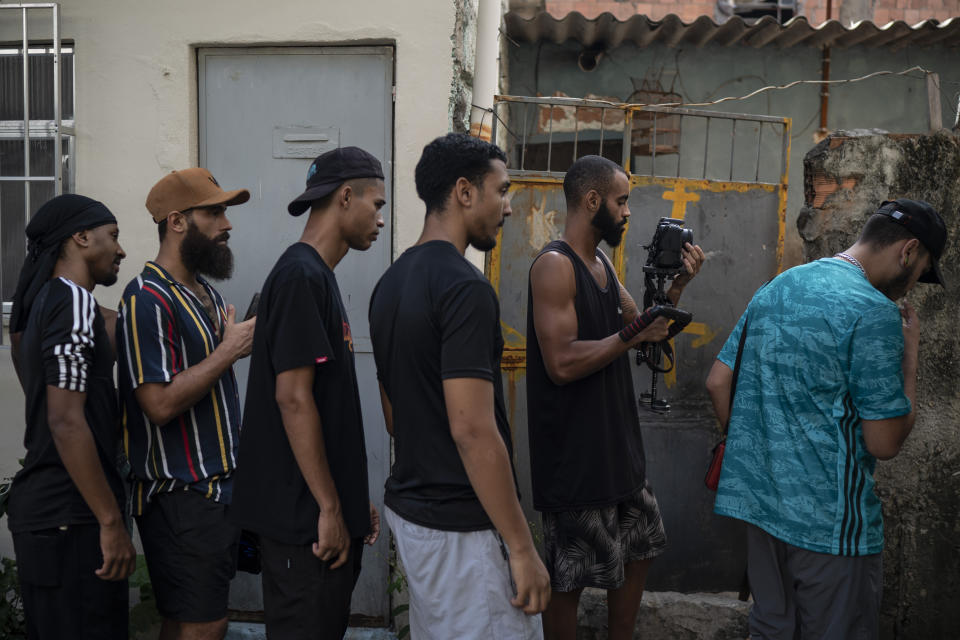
[927,72,942,131]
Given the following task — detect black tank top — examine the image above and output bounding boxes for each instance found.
[525,240,646,511]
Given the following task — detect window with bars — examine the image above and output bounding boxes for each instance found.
[0,44,75,329]
[716,0,798,23]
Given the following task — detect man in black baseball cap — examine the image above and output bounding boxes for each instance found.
[706,196,948,640]
[287,146,385,216]
[874,198,947,286]
[232,146,386,638]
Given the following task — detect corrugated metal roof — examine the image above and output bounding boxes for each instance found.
[503,11,960,50]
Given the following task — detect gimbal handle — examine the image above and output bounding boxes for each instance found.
[631,304,693,340]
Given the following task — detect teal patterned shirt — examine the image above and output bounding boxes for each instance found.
[714,258,910,556]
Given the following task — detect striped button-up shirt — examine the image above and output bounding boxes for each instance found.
[117,261,241,515]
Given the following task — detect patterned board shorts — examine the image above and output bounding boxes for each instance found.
[541,481,667,592]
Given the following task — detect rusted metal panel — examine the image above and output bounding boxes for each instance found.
[488,95,791,591]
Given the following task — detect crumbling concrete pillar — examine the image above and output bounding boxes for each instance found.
[450,0,479,133]
[798,131,960,640]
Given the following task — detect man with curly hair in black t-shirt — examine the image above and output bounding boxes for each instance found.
[370,133,550,639]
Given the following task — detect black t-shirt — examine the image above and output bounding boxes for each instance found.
[230,243,371,544]
[369,240,516,531]
[526,240,646,511]
[7,277,125,534]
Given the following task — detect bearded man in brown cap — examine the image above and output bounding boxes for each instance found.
[116,168,255,640]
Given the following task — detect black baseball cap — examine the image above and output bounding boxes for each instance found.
[287,146,385,216]
[876,198,947,286]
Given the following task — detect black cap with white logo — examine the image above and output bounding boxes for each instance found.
[287,146,385,216]
[876,198,947,286]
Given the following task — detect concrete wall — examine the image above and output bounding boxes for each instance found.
[505,39,960,267]
[799,131,960,639]
[0,0,462,559]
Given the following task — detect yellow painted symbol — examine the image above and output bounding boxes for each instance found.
[661,183,700,220]
[684,321,717,348]
[664,338,678,388]
[501,321,526,350]
[663,321,716,388]
[527,193,560,252]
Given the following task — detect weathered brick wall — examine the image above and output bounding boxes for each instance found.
[798,131,960,639]
[545,0,717,22]
[806,0,960,26]
[544,0,960,24]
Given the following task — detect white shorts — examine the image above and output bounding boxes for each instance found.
[385,506,543,640]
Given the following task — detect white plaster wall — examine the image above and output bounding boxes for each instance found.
[0,0,458,560]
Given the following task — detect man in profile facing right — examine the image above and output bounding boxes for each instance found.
[369,133,549,639]
[707,198,948,639]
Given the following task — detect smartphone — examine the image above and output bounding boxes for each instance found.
[243,292,260,321]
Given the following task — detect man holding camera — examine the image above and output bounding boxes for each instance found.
[706,199,947,639]
[526,155,704,640]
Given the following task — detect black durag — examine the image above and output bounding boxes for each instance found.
[9,194,117,333]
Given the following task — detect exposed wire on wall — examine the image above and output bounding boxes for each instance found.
[538,65,936,110]
[473,65,948,144]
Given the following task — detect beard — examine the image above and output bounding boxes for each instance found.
[591,200,626,247]
[470,232,498,252]
[876,265,915,301]
[180,222,234,281]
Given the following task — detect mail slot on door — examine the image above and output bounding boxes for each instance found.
[273,126,340,158]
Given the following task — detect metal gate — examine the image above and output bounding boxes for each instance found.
[487,95,791,591]
[198,46,394,622]
[0,2,73,343]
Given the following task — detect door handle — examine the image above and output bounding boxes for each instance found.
[283,134,330,142]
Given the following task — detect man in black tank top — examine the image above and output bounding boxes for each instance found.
[526,155,705,640]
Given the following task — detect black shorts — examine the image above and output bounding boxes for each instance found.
[260,536,364,640]
[541,481,667,592]
[136,489,240,622]
[13,523,128,639]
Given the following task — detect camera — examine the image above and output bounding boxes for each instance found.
[636,217,695,414]
[644,218,694,275]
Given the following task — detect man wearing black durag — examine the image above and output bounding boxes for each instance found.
[6,194,135,640]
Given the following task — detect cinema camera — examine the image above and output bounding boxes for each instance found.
[634,218,694,413]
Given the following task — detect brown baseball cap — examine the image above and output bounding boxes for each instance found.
[145,168,250,223]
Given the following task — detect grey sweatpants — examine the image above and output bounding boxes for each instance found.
[746,523,882,640]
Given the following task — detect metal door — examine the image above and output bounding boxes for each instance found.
[488,96,791,591]
[199,46,393,622]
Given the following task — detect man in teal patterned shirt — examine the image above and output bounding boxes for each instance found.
[706,199,947,639]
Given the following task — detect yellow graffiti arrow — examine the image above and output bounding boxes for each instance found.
[682,321,717,348]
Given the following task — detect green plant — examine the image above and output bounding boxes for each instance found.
[386,544,409,640]
[128,554,161,637]
[0,557,26,639]
[528,519,544,549]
